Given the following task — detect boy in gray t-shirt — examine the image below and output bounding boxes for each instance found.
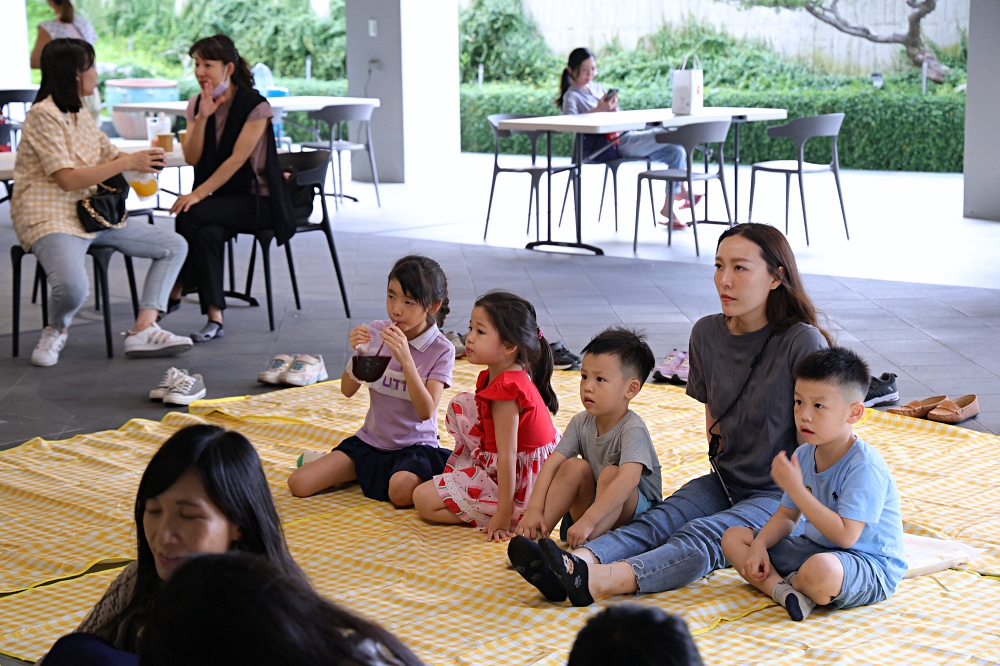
[514,327,660,550]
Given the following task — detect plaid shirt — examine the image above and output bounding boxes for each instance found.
[11,96,119,250]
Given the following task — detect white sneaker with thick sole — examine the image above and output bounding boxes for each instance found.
[258,354,295,384]
[31,326,68,367]
[125,323,194,358]
[281,354,329,387]
[163,373,206,405]
[150,367,190,400]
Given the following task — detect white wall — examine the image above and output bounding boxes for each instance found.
[1,1,32,90]
[962,0,1000,221]
[465,0,970,75]
[346,0,460,184]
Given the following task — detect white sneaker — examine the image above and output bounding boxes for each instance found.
[124,323,194,359]
[149,367,190,400]
[31,326,68,367]
[281,354,329,386]
[163,373,206,405]
[258,354,295,384]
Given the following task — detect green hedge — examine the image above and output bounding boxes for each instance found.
[460,84,966,172]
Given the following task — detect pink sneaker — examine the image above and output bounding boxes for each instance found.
[653,350,688,384]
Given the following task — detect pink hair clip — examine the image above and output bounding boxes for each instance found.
[538,328,544,340]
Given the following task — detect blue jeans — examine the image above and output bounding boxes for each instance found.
[30,226,188,330]
[585,474,790,594]
[618,128,685,196]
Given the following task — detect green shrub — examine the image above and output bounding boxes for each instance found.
[459,0,559,86]
[460,83,965,172]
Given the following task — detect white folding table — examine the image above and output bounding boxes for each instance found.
[498,107,787,254]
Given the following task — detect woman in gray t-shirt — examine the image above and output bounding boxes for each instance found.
[527,223,833,607]
[556,47,694,230]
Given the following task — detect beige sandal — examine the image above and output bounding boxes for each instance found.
[887,395,948,418]
[927,395,980,424]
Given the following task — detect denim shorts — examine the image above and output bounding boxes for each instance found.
[766,534,891,609]
[634,492,653,518]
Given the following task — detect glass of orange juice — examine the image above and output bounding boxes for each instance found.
[123,170,159,200]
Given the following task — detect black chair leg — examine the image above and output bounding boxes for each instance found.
[285,242,302,310]
[647,179,655,231]
[31,265,40,304]
[833,168,849,240]
[748,168,758,223]
[367,125,381,207]
[124,256,139,319]
[526,177,535,235]
[484,169,499,240]
[93,259,100,311]
[798,171,809,246]
[321,225,351,318]
[784,174,791,234]
[40,268,49,328]
[259,239,275,331]
[227,238,236,292]
[91,251,114,358]
[11,246,23,357]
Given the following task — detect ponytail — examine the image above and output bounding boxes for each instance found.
[474,291,558,415]
[556,47,595,109]
[53,0,75,23]
[189,34,256,90]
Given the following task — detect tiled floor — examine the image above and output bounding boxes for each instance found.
[1,216,998,450]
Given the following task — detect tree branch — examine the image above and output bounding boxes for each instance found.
[803,0,908,44]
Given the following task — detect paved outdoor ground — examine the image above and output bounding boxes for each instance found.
[1,212,998,449]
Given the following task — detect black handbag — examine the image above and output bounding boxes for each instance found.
[77,174,130,232]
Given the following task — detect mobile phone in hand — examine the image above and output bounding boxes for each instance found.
[603,88,619,102]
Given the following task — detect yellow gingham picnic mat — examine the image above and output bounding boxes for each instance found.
[1,361,999,664]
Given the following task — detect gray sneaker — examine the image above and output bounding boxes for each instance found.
[163,373,206,406]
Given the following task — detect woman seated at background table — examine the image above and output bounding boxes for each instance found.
[40,425,304,666]
[558,47,694,231]
[168,34,295,343]
[12,38,192,367]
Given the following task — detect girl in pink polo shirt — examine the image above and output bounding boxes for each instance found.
[287,255,455,507]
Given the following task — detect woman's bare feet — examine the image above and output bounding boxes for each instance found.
[659,200,689,230]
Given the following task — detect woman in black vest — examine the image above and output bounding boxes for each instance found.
[168,34,294,342]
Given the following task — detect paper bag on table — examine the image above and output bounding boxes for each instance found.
[672,55,704,116]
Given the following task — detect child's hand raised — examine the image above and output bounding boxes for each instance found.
[770,451,803,494]
[515,508,547,540]
[348,325,372,350]
[380,324,414,367]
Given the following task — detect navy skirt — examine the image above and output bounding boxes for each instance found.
[334,435,451,502]
[43,633,138,666]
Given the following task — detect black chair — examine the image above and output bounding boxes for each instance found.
[279,149,350,318]
[747,113,848,246]
[224,150,351,330]
[11,244,139,358]
[483,113,574,241]
[634,120,733,256]
[301,103,380,208]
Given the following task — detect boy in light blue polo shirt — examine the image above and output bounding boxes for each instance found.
[722,347,906,621]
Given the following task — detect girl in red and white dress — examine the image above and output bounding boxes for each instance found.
[413,291,560,542]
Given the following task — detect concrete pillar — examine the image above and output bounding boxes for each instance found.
[345,0,460,184]
[963,0,1000,221]
[0,1,31,90]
